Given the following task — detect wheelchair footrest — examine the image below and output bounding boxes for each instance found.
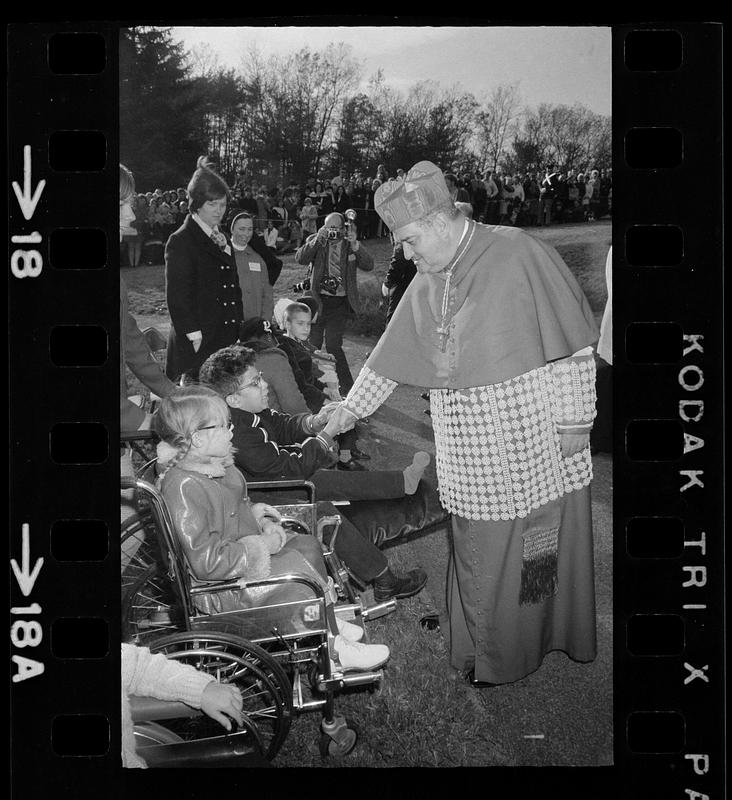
[314,668,384,693]
[361,598,398,621]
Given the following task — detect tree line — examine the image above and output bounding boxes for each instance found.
[120,27,611,190]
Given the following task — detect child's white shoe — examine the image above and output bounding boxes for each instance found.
[335,616,364,642]
[332,635,389,672]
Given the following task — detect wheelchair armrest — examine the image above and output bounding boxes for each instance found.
[136,728,270,768]
[247,479,316,504]
[130,694,201,723]
[190,572,326,602]
[317,514,342,550]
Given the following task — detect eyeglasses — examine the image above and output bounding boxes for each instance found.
[197,422,234,432]
[237,371,265,391]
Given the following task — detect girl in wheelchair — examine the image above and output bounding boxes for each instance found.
[152,385,390,673]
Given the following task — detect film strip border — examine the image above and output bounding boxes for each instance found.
[7,21,724,797]
[614,23,724,799]
[8,22,121,790]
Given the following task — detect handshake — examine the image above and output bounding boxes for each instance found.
[311,401,358,438]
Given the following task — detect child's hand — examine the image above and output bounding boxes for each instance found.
[311,401,340,429]
[323,404,356,438]
[200,682,244,731]
[251,503,282,524]
[261,524,287,554]
[314,349,335,362]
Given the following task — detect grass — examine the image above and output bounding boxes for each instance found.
[122,219,613,767]
[271,585,516,767]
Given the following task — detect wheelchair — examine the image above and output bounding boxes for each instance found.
[128,674,274,768]
[121,449,397,763]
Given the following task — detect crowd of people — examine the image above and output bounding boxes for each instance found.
[120,153,605,765]
[122,162,611,269]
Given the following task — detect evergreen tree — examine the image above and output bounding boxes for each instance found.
[120,27,208,190]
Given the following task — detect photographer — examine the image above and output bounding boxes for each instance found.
[294,211,373,397]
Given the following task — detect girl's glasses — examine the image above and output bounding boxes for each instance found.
[197,422,234,432]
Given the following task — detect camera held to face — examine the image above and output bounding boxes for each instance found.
[326,226,343,241]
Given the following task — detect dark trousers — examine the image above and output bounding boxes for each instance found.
[312,468,404,502]
[540,197,554,225]
[320,501,386,582]
[317,470,406,581]
[310,295,354,395]
[251,470,406,583]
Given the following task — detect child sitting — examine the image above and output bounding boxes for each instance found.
[198,345,430,602]
[277,302,335,398]
[152,385,390,672]
[284,298,340,400]
[277,301,367,467]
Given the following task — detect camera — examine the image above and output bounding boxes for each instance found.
[321,276,341,294]
[291,278,311,292]
[326,227,343,240]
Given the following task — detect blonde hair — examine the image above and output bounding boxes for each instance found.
[284,302,312,323]
[152,385,230,477]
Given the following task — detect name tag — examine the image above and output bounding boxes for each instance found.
[248,262,262,272]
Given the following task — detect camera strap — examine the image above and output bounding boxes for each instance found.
[326,241,342,279]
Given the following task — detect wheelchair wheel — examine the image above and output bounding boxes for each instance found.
[122,563,182,645]
[120,509,160,596]
[149,631,293,760]
[134,717,264,767]
[319,715,359,758]
[133,721,184,748]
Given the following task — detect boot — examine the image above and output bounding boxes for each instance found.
[373,567,427,602]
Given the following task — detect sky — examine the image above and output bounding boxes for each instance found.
[171,25,612,116]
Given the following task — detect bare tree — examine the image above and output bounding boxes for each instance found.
[167,31,613,192]
[238,43,362,184]
[186,42,221,80]
[509,103,611,174]
[475,84,522,173]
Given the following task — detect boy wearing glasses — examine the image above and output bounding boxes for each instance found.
[199,345,430,603]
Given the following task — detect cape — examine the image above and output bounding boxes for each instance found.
[366,221,598,389]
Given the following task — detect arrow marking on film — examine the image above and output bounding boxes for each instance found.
[11,524,44,597]
[12,145,46,221]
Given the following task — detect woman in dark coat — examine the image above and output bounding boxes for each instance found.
[334,184,350,214]
[164,157,243,382]
[319,183,336,224]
